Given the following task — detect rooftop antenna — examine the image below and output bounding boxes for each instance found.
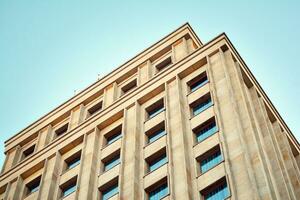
[74,90,77,96]
[97,74,101,80]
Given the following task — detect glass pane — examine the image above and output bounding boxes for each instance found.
[149,156,167,172]
[148,107,164,119]
[148,129,166,143]
[200,151,222,173]
[196,122,217,142]
[190,76,208,92]
[107,134,122,145]
[149,184,168,200]
[193,98,212,116]
[104,156,120,171]
[62,184,76,197]
[67,157,80,170]
[205,183,229,200]
[102,185,118,200]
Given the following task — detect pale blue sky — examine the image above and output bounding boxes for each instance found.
[0,1,299,165]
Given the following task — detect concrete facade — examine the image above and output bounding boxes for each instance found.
[0,23,299,200]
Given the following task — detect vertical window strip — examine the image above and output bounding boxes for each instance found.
[107,134,122,145]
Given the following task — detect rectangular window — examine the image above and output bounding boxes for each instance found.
[146,99,164,120]
[148,183,168,200]
[87,101,102,117]
[26,176,41,195]
[103,153,120,172]
[22,144,35,159]
[191,94,212,116]
[194,119,218,143]
[146,148,167,173]
[201,179,229,200]
[65,151,81,171]
[145,122,166,144]
[121,79,137,95]
[156,57,172,72]
[148,155,167,172]
[198,146,222,174]
[188,72,208,93]
[60,176,77,198]
[105,125,122,146]
[102,183,119,200]
[55,123,69,137]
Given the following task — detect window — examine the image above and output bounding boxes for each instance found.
[148,155,167,172]
[146,148,167,172]
[104,125,122,146]
[198,146,222,174]
[146,99,164,120]
[155,57,172,72]
[60,176,77,198]
[190,94,213,116]
[188,72,208,93]
[148,182,168,200]
[201,178,229,200]
[26,176,41,195]
[103,153,120,172]
[22,145,35,159]
[194,118,218,143]
[121,79,137,95]
[101,183,118,200]
[100,179,119,200]
[87,101,103,118]
[65,151,81,171]
[146,122,166,144]
[55,123,69,137]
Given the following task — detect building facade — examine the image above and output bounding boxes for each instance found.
[0,23,300,200]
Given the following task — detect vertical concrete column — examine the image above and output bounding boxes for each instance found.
[77,128,99,199]
[120,103,142,199]
[103,83,117,108]
[69,104,85,130]
[207,50,259,199]
[2,145,21,173]
[224,50,278,199]
[172,38,188,62]
[138,61,152,85]
[165,77,192,199]
[38,152,61,200]
[206,56,237,200]
[36,126,52,151]
[6,176,23,200]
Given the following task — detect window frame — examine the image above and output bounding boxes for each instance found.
[187,72,209,94]
[193,118,218,144]
[25,175,41,196]
[60,176,78,198]
[145,98,165,120]
[190,93,213,117]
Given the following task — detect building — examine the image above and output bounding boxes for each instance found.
[0,23,300,200]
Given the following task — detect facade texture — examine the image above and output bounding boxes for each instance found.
[0,23,300,200]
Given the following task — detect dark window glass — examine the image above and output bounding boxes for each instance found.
[55,123,68,137]
[149,183,168,200]
[148,129,166,144]
[148,155,167,172]
[26,176,41,195]
[88,101,102,117]
[23,145,35,158]
[61,177,77,198]
[102,184,118,200]
[192,96,212,116]
[195,120,218,142]
[189,75,208,92]
[121,79,137,95]
[200,150,222,173]
[156,57,172,71]
[66,153,81,170]
[146,99,164,119]
[104,154,120,171]
[204,182,229,200]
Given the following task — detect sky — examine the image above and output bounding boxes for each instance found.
[0,1,299,166]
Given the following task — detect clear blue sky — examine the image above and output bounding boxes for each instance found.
[0,1,299,165]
